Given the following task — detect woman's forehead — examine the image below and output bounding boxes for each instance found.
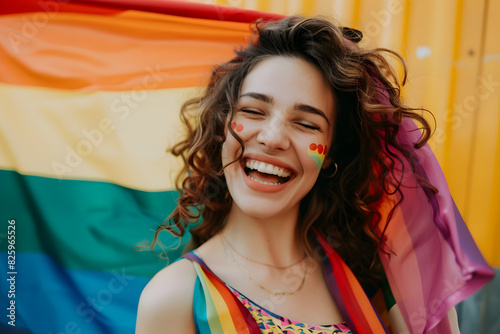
[239,56,335,120]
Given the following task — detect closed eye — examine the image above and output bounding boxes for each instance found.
[299,123,320,130]
[239,109,263,115]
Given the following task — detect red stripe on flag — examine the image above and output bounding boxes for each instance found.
[1,0,286,23]
[0,0,121,15]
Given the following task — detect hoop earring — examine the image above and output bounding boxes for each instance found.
[321,162,338,178]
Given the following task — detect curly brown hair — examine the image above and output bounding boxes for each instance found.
[153,16,434,288]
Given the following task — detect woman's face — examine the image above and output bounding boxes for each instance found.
[222,56,335,219]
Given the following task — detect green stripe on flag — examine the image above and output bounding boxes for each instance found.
[0,169,195,277]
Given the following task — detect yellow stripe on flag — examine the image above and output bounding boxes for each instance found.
[0,83,204,191]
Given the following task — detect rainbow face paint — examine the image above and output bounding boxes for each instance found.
[308,143,327,171]
[231,121,244,132]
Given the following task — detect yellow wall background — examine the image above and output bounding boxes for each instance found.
[193,0,500,265]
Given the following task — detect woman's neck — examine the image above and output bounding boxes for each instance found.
[221,203,305,268]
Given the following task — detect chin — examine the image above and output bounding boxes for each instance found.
[235,202,288,220]
[229,190,299,220]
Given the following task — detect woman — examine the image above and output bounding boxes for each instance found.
[136,16,476,333]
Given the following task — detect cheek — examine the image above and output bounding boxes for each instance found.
[307,143,328,171]
[221,133,240,162]
[229,117,254,143]
[222,122,247,163]
[230,121,244,133]
[222,119,245,156]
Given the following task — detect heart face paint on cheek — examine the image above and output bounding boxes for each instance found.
[308,143,327,171]
[231,122,244,132]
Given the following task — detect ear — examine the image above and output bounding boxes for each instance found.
[321,157,333,170]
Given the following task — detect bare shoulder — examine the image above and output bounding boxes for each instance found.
[135,258,197,334]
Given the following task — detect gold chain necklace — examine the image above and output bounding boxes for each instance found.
[220,234,308,296]
[220,233,307,269]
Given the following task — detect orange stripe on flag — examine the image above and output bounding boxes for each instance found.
[0,10,251,91]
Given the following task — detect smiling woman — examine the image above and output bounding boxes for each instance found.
[136,16,493,334]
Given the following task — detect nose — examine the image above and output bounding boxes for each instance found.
[256,116,290,151]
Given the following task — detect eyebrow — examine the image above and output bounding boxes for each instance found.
[239,92,273,104]
[239,92,330,126]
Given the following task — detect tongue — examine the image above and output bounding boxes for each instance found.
[248,170,280,184]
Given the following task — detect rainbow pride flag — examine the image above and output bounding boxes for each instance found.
[0,1,494,333]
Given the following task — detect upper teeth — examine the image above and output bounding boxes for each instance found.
[245,159,292,178]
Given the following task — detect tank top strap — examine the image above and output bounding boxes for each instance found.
[182,251,211,271]
[182,251,262,334]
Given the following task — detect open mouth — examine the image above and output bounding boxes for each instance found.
[243,159,292,185]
